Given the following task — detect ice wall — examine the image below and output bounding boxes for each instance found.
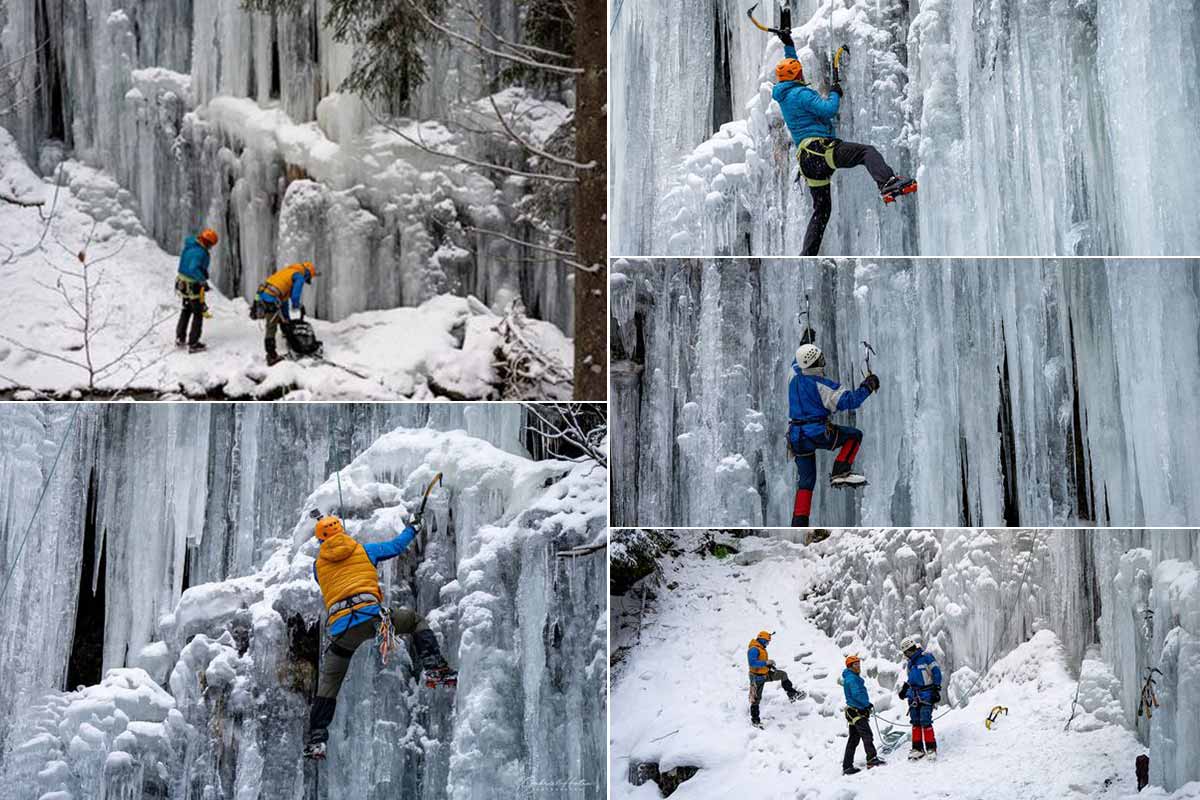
[792,528,1200,791]
[0,1,574,329]
[0,407,606,798]
[611,0,1200,256]
[610,258,1200,528]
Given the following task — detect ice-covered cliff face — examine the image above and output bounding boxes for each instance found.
[0,1,573,329]
[611,258,1200,528]
[0,404,607,799]
[796,529,1200,791]
[610,0,1200,257]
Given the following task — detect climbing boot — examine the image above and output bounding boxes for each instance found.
[866,757,886,768]
[414,629,458,687]
[908,748,926,761]
[303,741,327,760]
[830,462,868,488]
[265,338,284,367]
[924,747,937,762]
[791,514,809,527]
[175,338,186,348]
[843,766,861,775]
[881,175,918,204]
[782,680,805,702]
[188,342,207,354]
[750,703,762,728]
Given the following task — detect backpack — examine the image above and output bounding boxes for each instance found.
[283,320,323,357]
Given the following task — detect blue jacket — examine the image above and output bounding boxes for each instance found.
[842,667,871,710]
[906,648,943,704]
[788,361,872,440]
[177,237,211,282]
[772,45,840,144]
[313,526,417,636]
[748,637,771,674]
[257,273,306,321]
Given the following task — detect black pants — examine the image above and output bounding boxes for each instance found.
[800,140,896,256]
[176,298,204,345]
[843,714,877,769]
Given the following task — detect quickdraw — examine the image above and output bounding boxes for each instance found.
[1137,667,1162,719]
[984,705,1008,730]
[376,607,402,666]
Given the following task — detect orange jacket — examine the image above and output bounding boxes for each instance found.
[748,639,771,675]
[315,533,382,629]
[262,263,312,299]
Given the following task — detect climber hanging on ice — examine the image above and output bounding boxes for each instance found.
[304,514,456,760]
[747,630,804,728]
[841,655,886,774]
[767,8,916,256]
[898,635,942,761]
[175,228,218,353]
[254,261,318,366]
[787,342,879,527]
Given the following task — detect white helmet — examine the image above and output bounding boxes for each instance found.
[796,343,823,369]
[900,635,921,654]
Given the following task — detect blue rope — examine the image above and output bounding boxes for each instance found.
[0,406,81,604]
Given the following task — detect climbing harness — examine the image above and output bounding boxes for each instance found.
[844,706,869,725]
[1137,668,1162,720]
[376,607,402,666]
[796,138,838,187]
[175,275,212,318]
[984,705,1008,730]
[0,407,81,605]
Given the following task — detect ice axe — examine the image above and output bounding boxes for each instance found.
[747,3,790,36]
[412,471,443,528]
[984,705,1008,730]
[861,340,877,379]
[798,293,815,345]
[833,44,850,84]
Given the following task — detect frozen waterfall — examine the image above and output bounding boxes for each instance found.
[0,404,607,799]
[610,0,1200,257]
[610,258,1200,528]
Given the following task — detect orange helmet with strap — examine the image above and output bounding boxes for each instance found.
[197,228,219,248]
[776,58,803,83]
[315,516,345,541]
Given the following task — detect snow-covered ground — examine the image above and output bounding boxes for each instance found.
[0,127,571,400]
[0,407,607,798]
[610,531,1200,799]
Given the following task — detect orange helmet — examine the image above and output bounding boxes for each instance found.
[315,516,345,541]
[756,630,773,643]
[776,58,803,83]
[197,229,219,248]
[845,654,861,668]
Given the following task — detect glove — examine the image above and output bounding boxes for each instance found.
[898,682,909,700]
[931,686,941,704]
[861,374,881,393]
[203,282,212,291]
[776,29,795,48]
[830,82,843,97]
[766,659,776,667]
[410,512,423,530]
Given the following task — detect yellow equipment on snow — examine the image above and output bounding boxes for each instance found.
[985,705,1008,729]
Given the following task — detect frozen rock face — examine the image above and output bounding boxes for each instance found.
[0,1,573,329]
[611,258,1200,528]
[0,404,606,800]
[793,529,1200,792]
[611,0,1200,256]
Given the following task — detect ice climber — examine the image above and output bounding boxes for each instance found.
[771,23,917,256]
[304,514,456,760]
[898,635,943,761]
[787,343,880,527]
[256,261,318,366]
[747,630,804,728]
[175,228,218,353]
[841,655,885,774]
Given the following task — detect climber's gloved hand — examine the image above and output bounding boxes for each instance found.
[861,373,880,394]
[830,82,844,97]
[775,29,795,49]
[766,659,776,668]
[898,682,909,700]
[931,686,941,704]
[410,512,424,531]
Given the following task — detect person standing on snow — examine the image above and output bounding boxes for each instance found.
[771,20,916,256]
[787,342,880,526]
[256,261,318,366]
[747,630,804,728]
[304,514,456,760]
[841,654,885,774]
[175,229,218,353]
[898,635,943,760]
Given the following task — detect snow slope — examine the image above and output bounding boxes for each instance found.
[0,131,571,400]
[611,0,1200,257]
[610,530,1200,799]
[0,407,607,798]
[611,258,1200,528]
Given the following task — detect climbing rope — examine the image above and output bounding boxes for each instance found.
[870,529,1047,733]
[0,406,81,604]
